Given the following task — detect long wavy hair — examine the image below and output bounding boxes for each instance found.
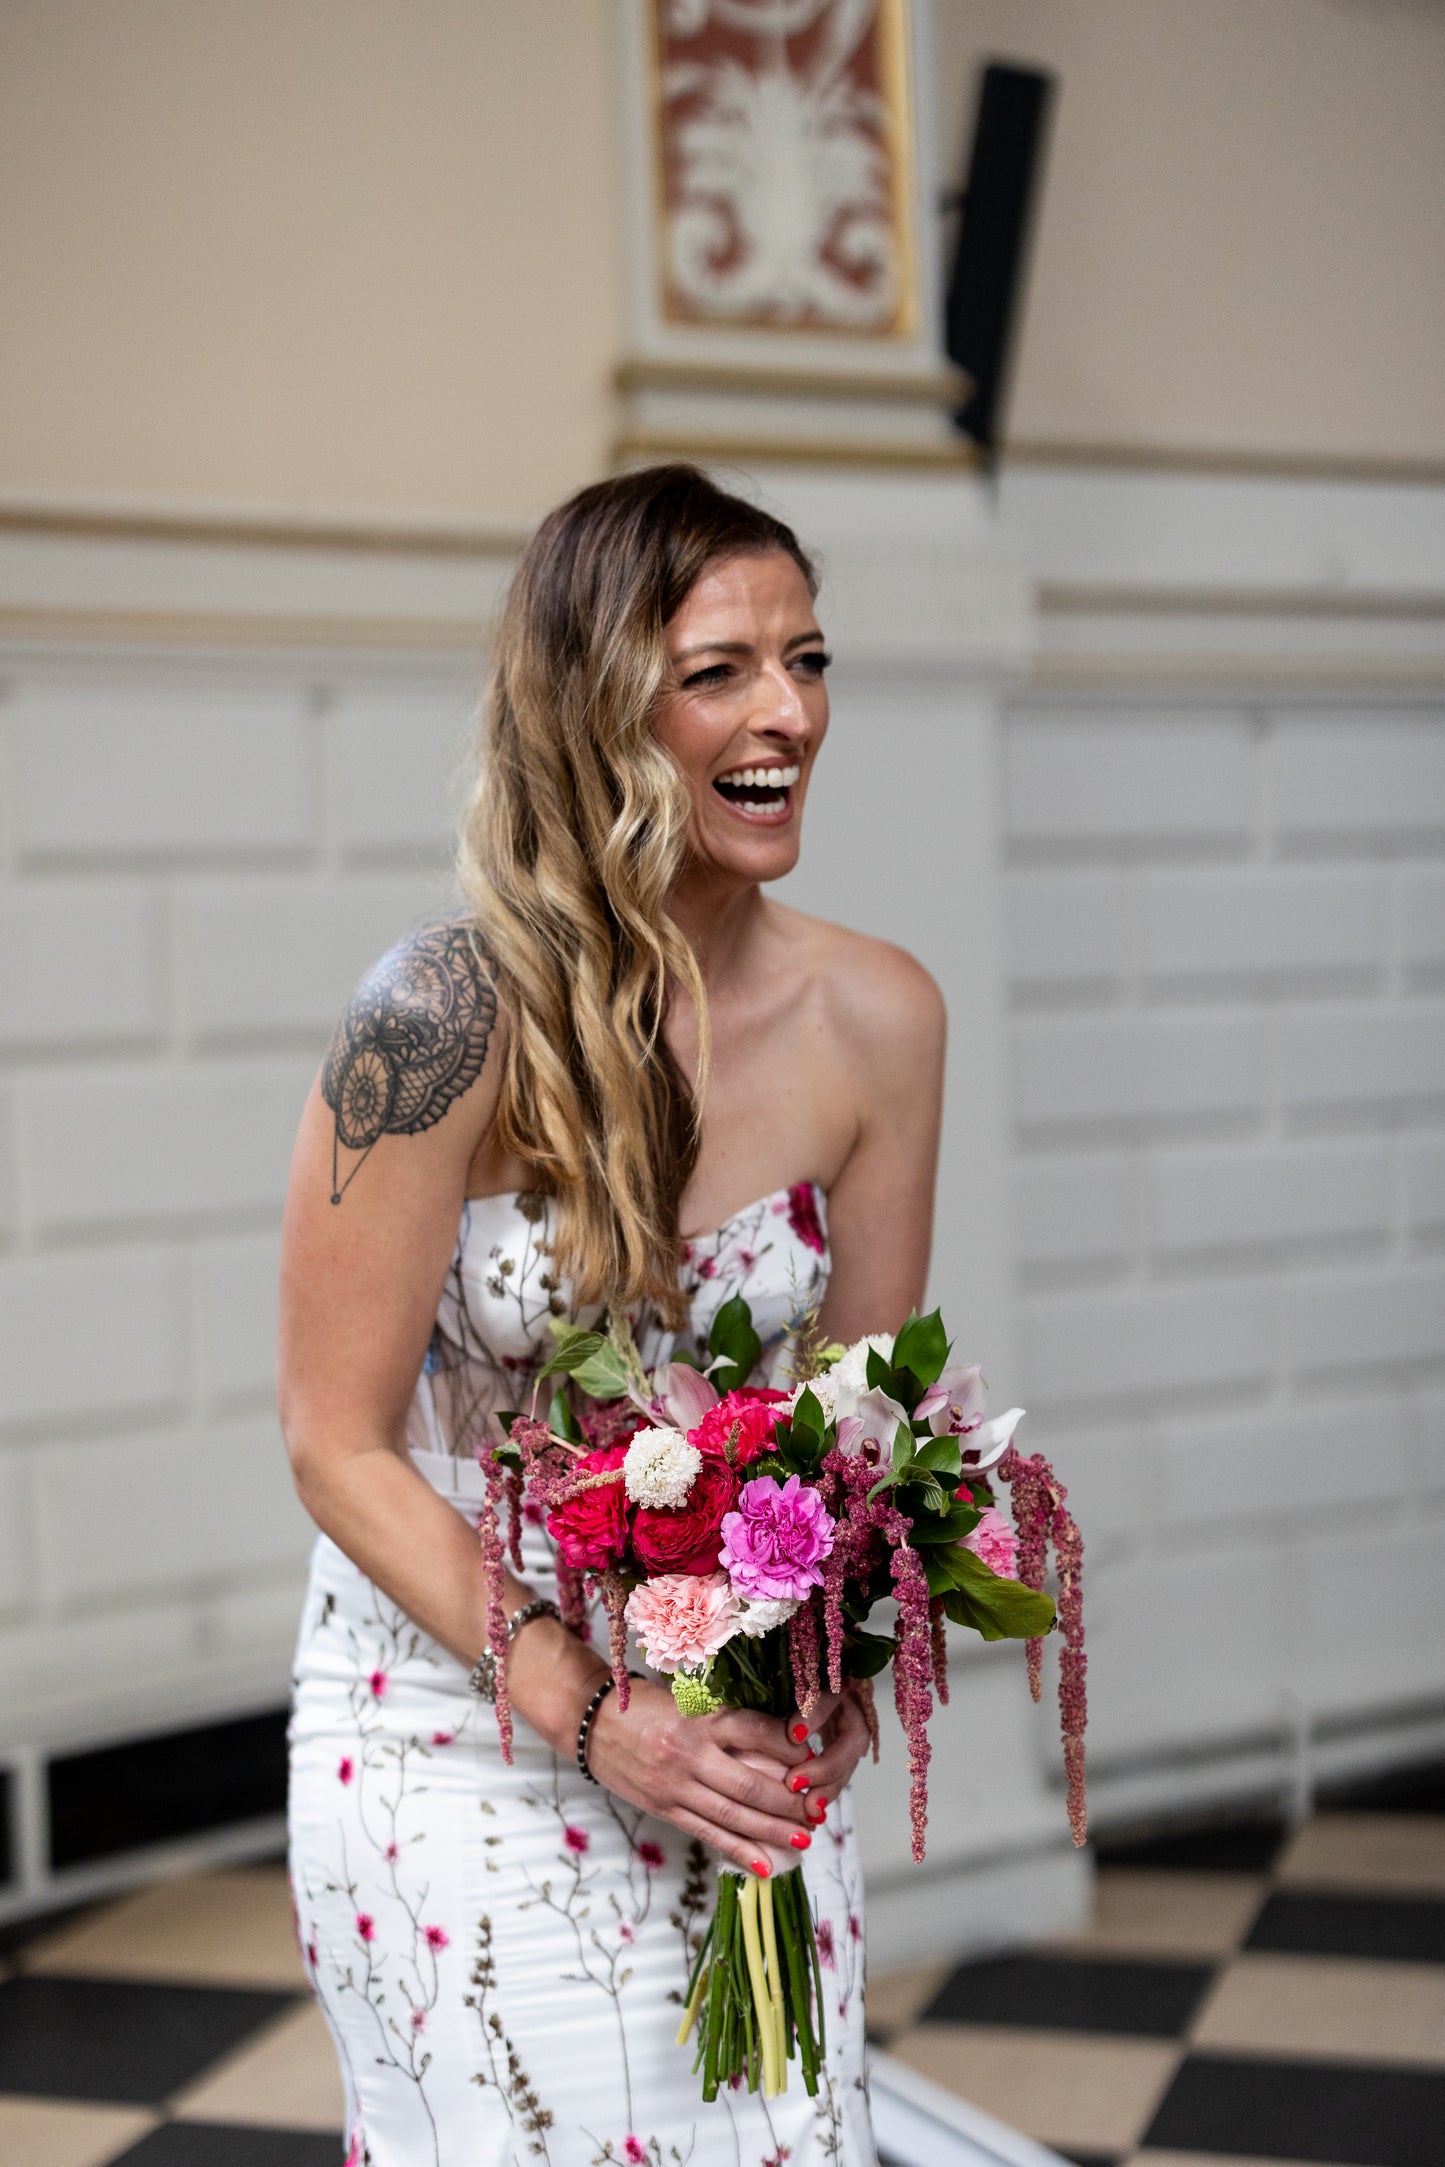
[457,465,817,1327]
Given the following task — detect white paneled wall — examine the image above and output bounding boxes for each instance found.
[1001,697,1445,1804]
[0,649,477,1726]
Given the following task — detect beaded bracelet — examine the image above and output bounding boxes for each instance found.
[576,1671,642,1785]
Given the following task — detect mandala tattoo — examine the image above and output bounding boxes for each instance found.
[321,921,497,1203]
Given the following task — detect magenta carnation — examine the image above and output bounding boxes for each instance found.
[719,1473,835,1603]
[963,1505,1018,1578]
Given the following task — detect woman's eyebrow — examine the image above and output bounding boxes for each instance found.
[671,630,825,662]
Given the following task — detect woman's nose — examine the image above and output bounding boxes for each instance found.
[753,663,810,736]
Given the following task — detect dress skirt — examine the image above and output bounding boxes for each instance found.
[287,1450,877,2167]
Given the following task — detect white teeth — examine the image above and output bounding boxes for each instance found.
[716,763,800,789]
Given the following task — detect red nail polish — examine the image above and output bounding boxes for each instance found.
[789,1722,809,1743]
[788,1772,811,1795]
[808,1798,827,1823]
[751,1856,771,1878]
[789,1831,811,1850]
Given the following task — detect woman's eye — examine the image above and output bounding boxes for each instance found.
[795,649,831,676]
[682,663,733,689]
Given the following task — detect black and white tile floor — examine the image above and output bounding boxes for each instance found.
[1,1775,1441,2166]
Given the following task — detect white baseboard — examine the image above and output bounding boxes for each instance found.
[870,2050,1070,2167]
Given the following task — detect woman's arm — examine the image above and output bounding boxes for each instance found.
[815,934,946,1344]
[279,924,818,1869]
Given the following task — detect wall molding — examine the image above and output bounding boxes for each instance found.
[0,496,528,558]
[1008,437,1445,491]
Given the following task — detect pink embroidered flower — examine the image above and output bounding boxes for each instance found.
[624,2138,647,2165]
[337,1756,354,1785]
[638,1839,665,1870]
[720,1474,835,1603]
[424,1924,449,1951]
[410,2007,427,2031]
[619,1919,635,1945]
[625,1570,740,1674]
[384,1841,399,1864]
[697,1254,716,1279]
[737,1247,758,1272]
[368,1668,387,1700]
[355,1912,375,1943]
[964,1505,1019,1579]
[431,1730,454,1747]
[344,2134,363,2167]
[815,1918,836,1970]
[786,1181,827,1254]
[849,1912,862,1942]
[306,1939,318,1969]
[563,1824,590,1856]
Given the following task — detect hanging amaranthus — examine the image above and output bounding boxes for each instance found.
[998,1443,1088,1846]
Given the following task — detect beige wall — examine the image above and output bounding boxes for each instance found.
[4,0,1445,522]
[0,0,620,522]
[935,0,1445,464]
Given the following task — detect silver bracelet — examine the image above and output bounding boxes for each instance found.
[467,1597,562,1702]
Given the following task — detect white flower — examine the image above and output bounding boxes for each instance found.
[830,1333,895,1399]
[623,1426,702,1509]
[734,1594,801,1639]
[789,1372,837,1418]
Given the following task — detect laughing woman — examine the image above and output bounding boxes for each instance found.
[280,465,944,2166]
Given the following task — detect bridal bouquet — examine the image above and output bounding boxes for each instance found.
[479,1298,1086,2104]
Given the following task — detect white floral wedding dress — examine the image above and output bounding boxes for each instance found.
[288,1181,877,2167]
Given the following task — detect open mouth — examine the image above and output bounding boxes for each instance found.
[711,761,800,822]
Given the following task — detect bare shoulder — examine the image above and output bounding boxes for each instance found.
[771,902,945,1063]
[321,917,506,1195]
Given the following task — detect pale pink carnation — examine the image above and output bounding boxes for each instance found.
[625,1570,741,1676]
[963,1505,1018,1578]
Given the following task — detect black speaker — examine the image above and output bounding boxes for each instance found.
[945,62,1056,460]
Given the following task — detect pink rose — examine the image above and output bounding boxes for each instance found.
[632,1455,738,1574]
[626,1570,741,1674]
[546,1444,629,1571]
[963,1505,1018,1578]
[690,1389,790,1468]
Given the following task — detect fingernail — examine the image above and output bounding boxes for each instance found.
[807,1799,827,1823]
[789,1722,809,1743]
[789,1831,811,1850]
[751,1856,771,1878]
[788,1772,811,1794]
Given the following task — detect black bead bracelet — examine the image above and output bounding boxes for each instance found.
[576,1671,642,1785]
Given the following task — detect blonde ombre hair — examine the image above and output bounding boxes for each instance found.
[457,466,817,1327]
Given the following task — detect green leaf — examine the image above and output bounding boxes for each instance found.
[707,1294,762,1396]
[790,1386,825,1440]
[570,1344,632,1399]
[892,1309,949,1388]
[912,1435,962,1478]
[536,1327,608,1384]
[842,1629,896,1679]
[548,1385,584,1445]
[908,1503,983,1545]
[865,1344,895,1393]
[946,1547,1057,1640]
[891,1421,916,1474]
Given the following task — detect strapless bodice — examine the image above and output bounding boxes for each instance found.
[404,1180,831,1473]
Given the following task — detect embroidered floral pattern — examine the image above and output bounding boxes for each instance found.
[289,1181,872,2164]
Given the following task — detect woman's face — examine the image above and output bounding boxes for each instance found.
[654,547,829,885]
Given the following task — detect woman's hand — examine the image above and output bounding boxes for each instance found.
[780,1687,874,1831]
[585,1678,822,1875]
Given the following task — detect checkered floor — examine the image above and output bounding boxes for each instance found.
[1,1782,1442,2167]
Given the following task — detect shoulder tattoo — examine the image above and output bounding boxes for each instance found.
[321,921,498,1203]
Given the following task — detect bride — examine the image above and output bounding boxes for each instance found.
[280,463,945,2165]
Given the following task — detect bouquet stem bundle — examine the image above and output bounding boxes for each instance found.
[677,1864,823,2101]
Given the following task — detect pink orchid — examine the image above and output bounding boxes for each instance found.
[648,1360,720,1431]
[925,1363,1025,1475]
